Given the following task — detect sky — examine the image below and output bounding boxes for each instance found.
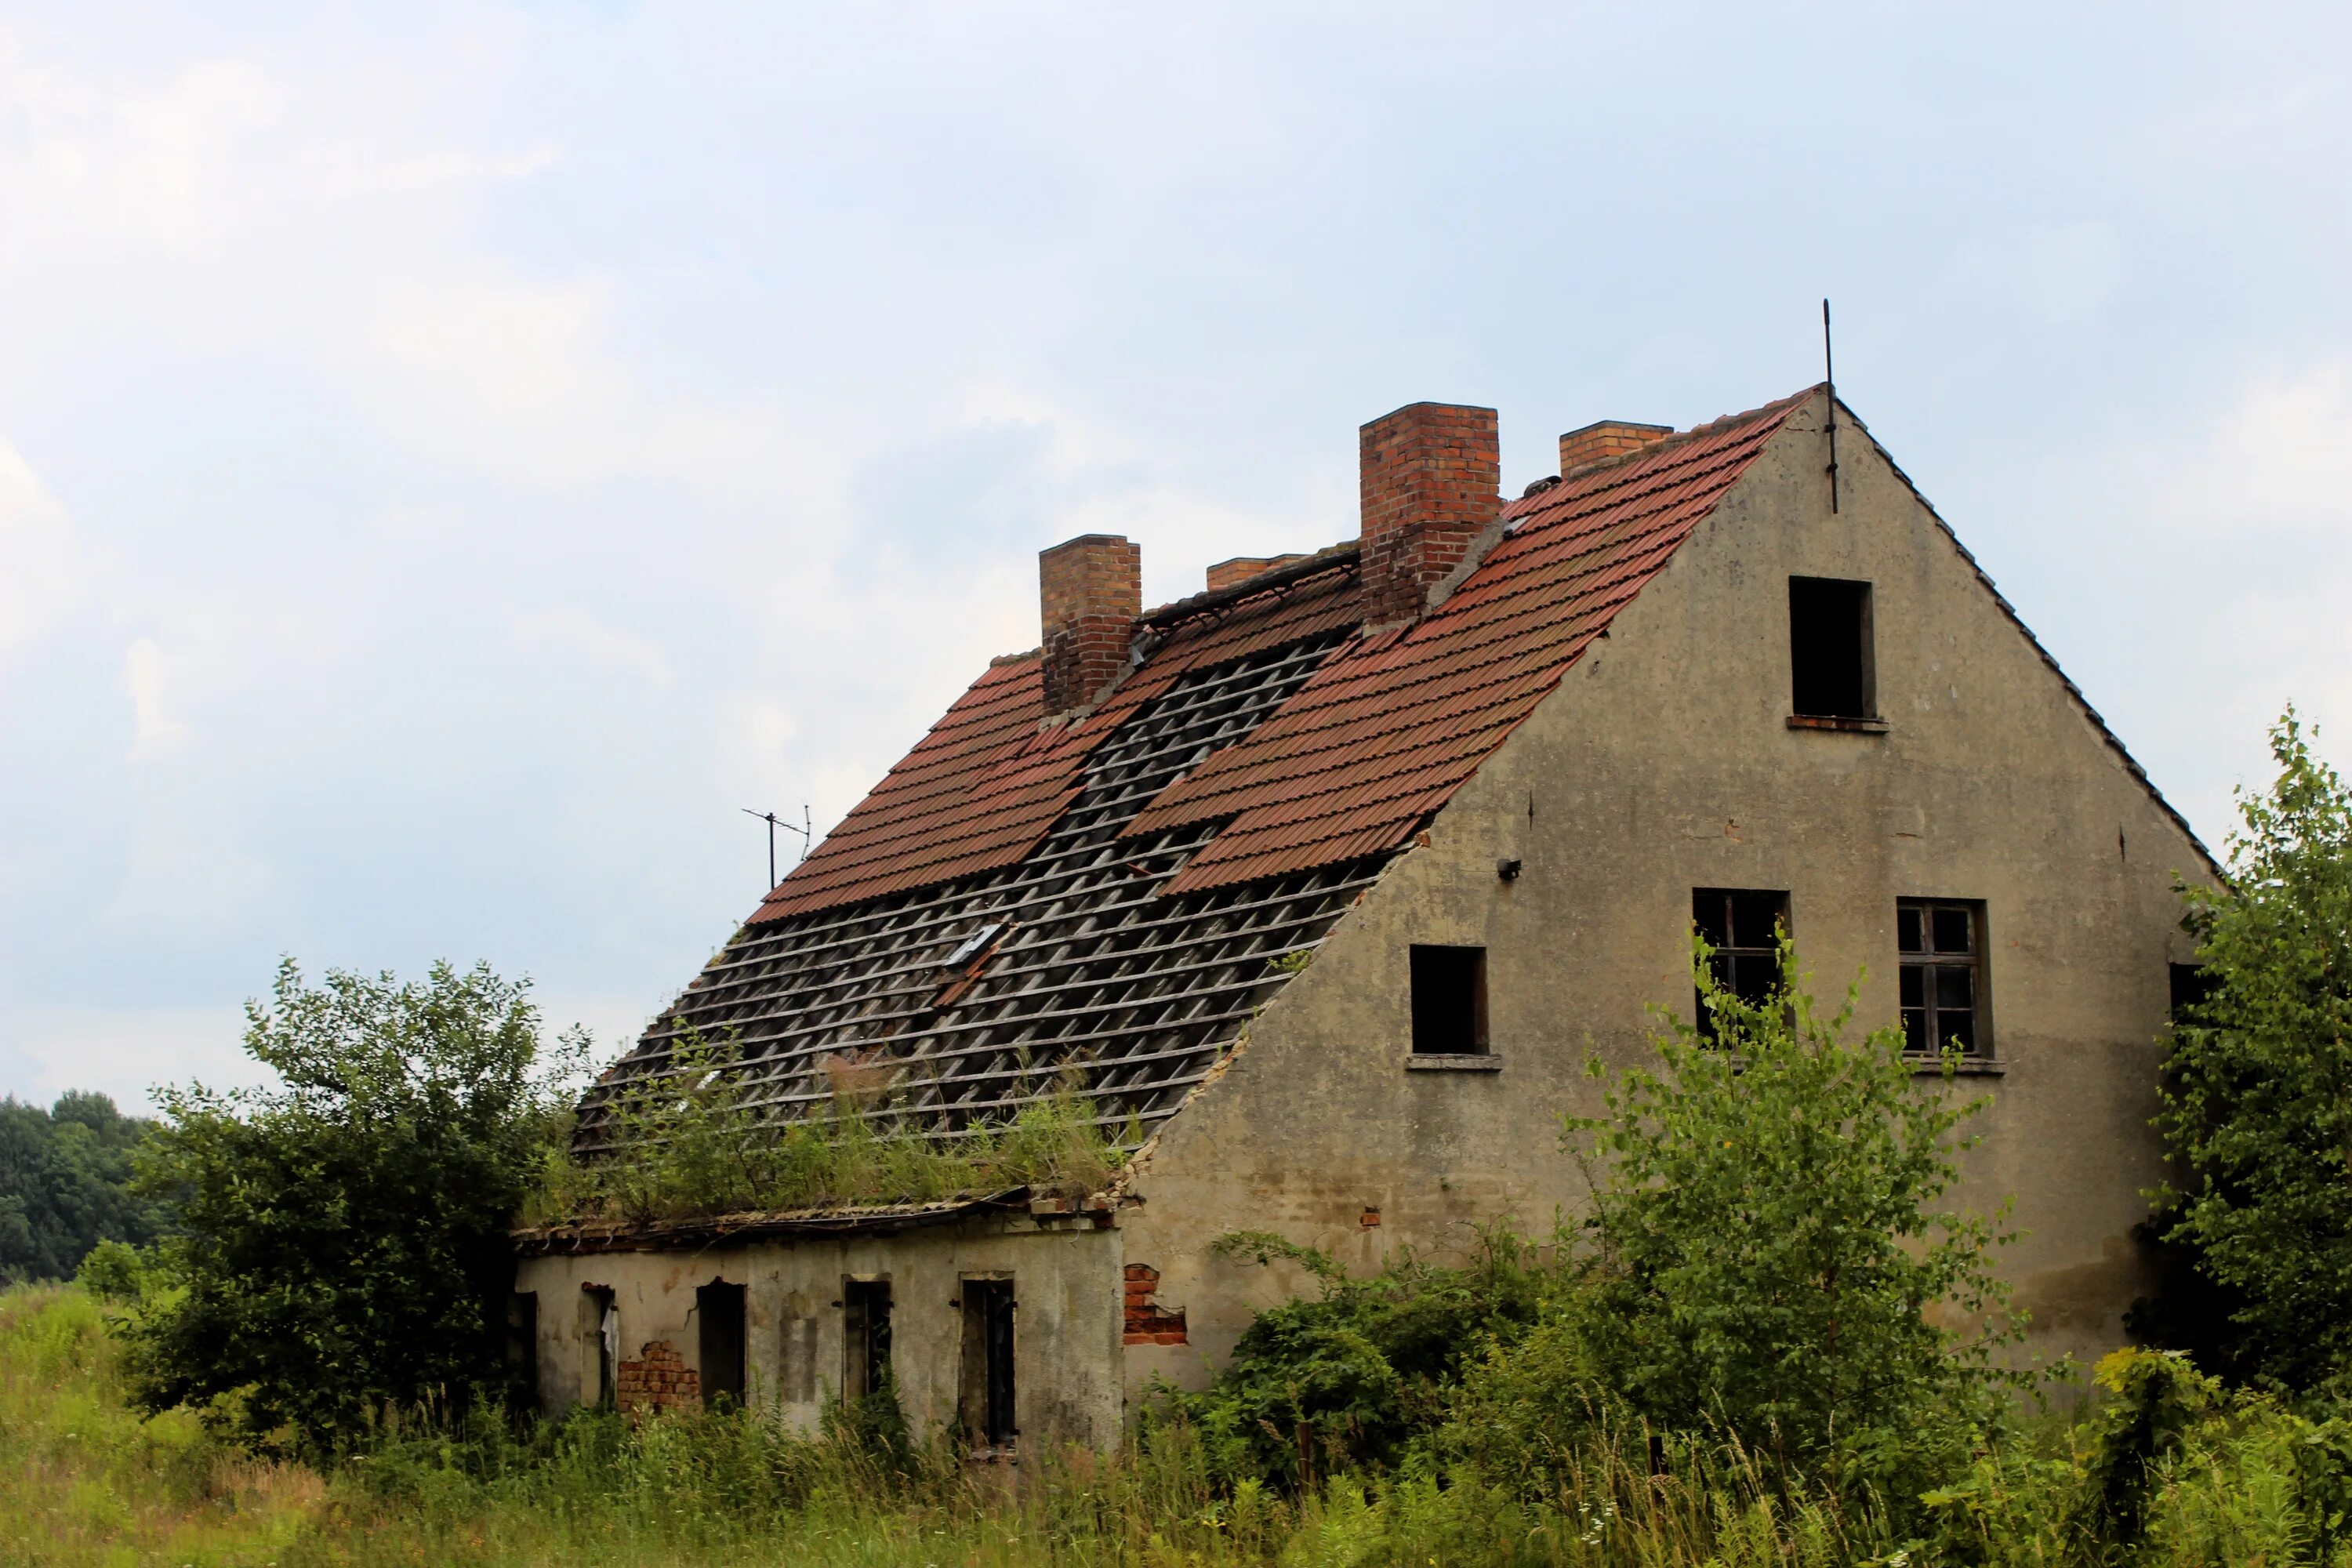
[5,2,2350,1112]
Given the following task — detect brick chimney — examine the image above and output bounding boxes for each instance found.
[1558,419,1671,474]
[1205,554,1308,593]
[1039,534,1142,720]
[1359,402,1501,626]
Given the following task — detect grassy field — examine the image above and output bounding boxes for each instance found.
[9,1282,2347,1567]
[0,1283,1910,1567]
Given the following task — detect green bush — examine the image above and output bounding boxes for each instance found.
[1153,1226,1554,1489]
[2147,710,2352,1391]
[1554,935,2027,1496]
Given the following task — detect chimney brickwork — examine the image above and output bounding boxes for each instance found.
[1040,533,1142,720]
[1359,402,1501,626]
[1558,419,1671,475]
[1205,554,1308,593]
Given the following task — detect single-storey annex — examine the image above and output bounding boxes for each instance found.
[514,384,2216,1451]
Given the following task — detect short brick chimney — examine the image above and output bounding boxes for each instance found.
[1558,419,1671,474]
[1205,554,1308,593]
[1359,402,1501,626]
[1039,534,1142,720]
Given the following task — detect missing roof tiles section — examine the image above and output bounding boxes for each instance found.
[579,604,1381,1157]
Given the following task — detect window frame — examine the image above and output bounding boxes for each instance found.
[959,1276,1018,1449]
[1691,887,1790,1040]
[841,1277,893,1400]
[1897,898,1991,1058]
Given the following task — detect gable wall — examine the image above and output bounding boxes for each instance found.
[1116,389,2214,1405]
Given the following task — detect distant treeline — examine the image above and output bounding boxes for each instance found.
[0,1093,166,1284]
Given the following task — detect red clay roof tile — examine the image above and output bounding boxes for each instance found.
[1128,388,1811,893]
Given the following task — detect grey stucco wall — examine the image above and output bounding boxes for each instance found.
[1118,389,2215,1408]
[515,1215,1122,1449]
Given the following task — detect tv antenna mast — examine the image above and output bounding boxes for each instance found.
[1822,298,1840,514]
[742,804,811,889]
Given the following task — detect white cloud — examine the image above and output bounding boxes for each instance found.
[122,636,187,757]
[0,435,88,670]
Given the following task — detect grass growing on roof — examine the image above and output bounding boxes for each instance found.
[526,1029,1134,1225]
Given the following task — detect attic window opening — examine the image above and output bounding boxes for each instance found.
[1789,576,1875,720]
[1410,945,1487,1055]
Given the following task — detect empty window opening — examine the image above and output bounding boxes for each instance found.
[583,1286,618,1408]
[505,1291,539,1410]
[2169,963,2217,1020]
[843,1279,893,1399]
[1900,900,1987,1055]
[1693,888,1789,1036]
[960,1279,1017,1448]
[697,1279,747,1410]
[1410,945,1487,1054]
[1789,577,1875,720]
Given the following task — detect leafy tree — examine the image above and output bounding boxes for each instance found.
[2150,711,2352,1389]
[125,959,582,1455]
[1555,937,2026,1488]
[0,1091,165,1283]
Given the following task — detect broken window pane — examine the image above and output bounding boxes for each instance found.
[843,1279,893,1399]
[1692,888,1789,1040]
[1897,899,1988,1057]
[960,1278,1017,1449]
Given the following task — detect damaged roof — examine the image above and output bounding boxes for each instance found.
[576,389,1809,1155]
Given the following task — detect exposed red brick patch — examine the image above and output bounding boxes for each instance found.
[1360,1207,1381,1229]
[615,1339,700,1415]
[1123,1262,1187,1345]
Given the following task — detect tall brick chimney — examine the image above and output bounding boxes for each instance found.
[1558,419,1671,474]
[1039,534,1142,720]
[1359,402,1501,626]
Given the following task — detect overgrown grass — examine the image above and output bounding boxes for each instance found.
[526,1033,1131,1226]
[16,1282,2352,1566]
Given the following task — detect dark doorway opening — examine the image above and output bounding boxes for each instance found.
[697,1279,747,1410]
[960,1279,1017,1447]
[1789,576,1875,719]
[583,1286,617,1407]
[843,1279,893,1399]
[504,1291,539,1410]
[1409,944,1488,1054]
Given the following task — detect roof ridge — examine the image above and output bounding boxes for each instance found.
[1139,539,1360,628]
[1541,383,1823,493]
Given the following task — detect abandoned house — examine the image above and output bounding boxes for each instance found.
[513,383,2217,1450]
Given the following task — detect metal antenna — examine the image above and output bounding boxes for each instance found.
[742,805,811,889]
[1822,298,1840,514]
